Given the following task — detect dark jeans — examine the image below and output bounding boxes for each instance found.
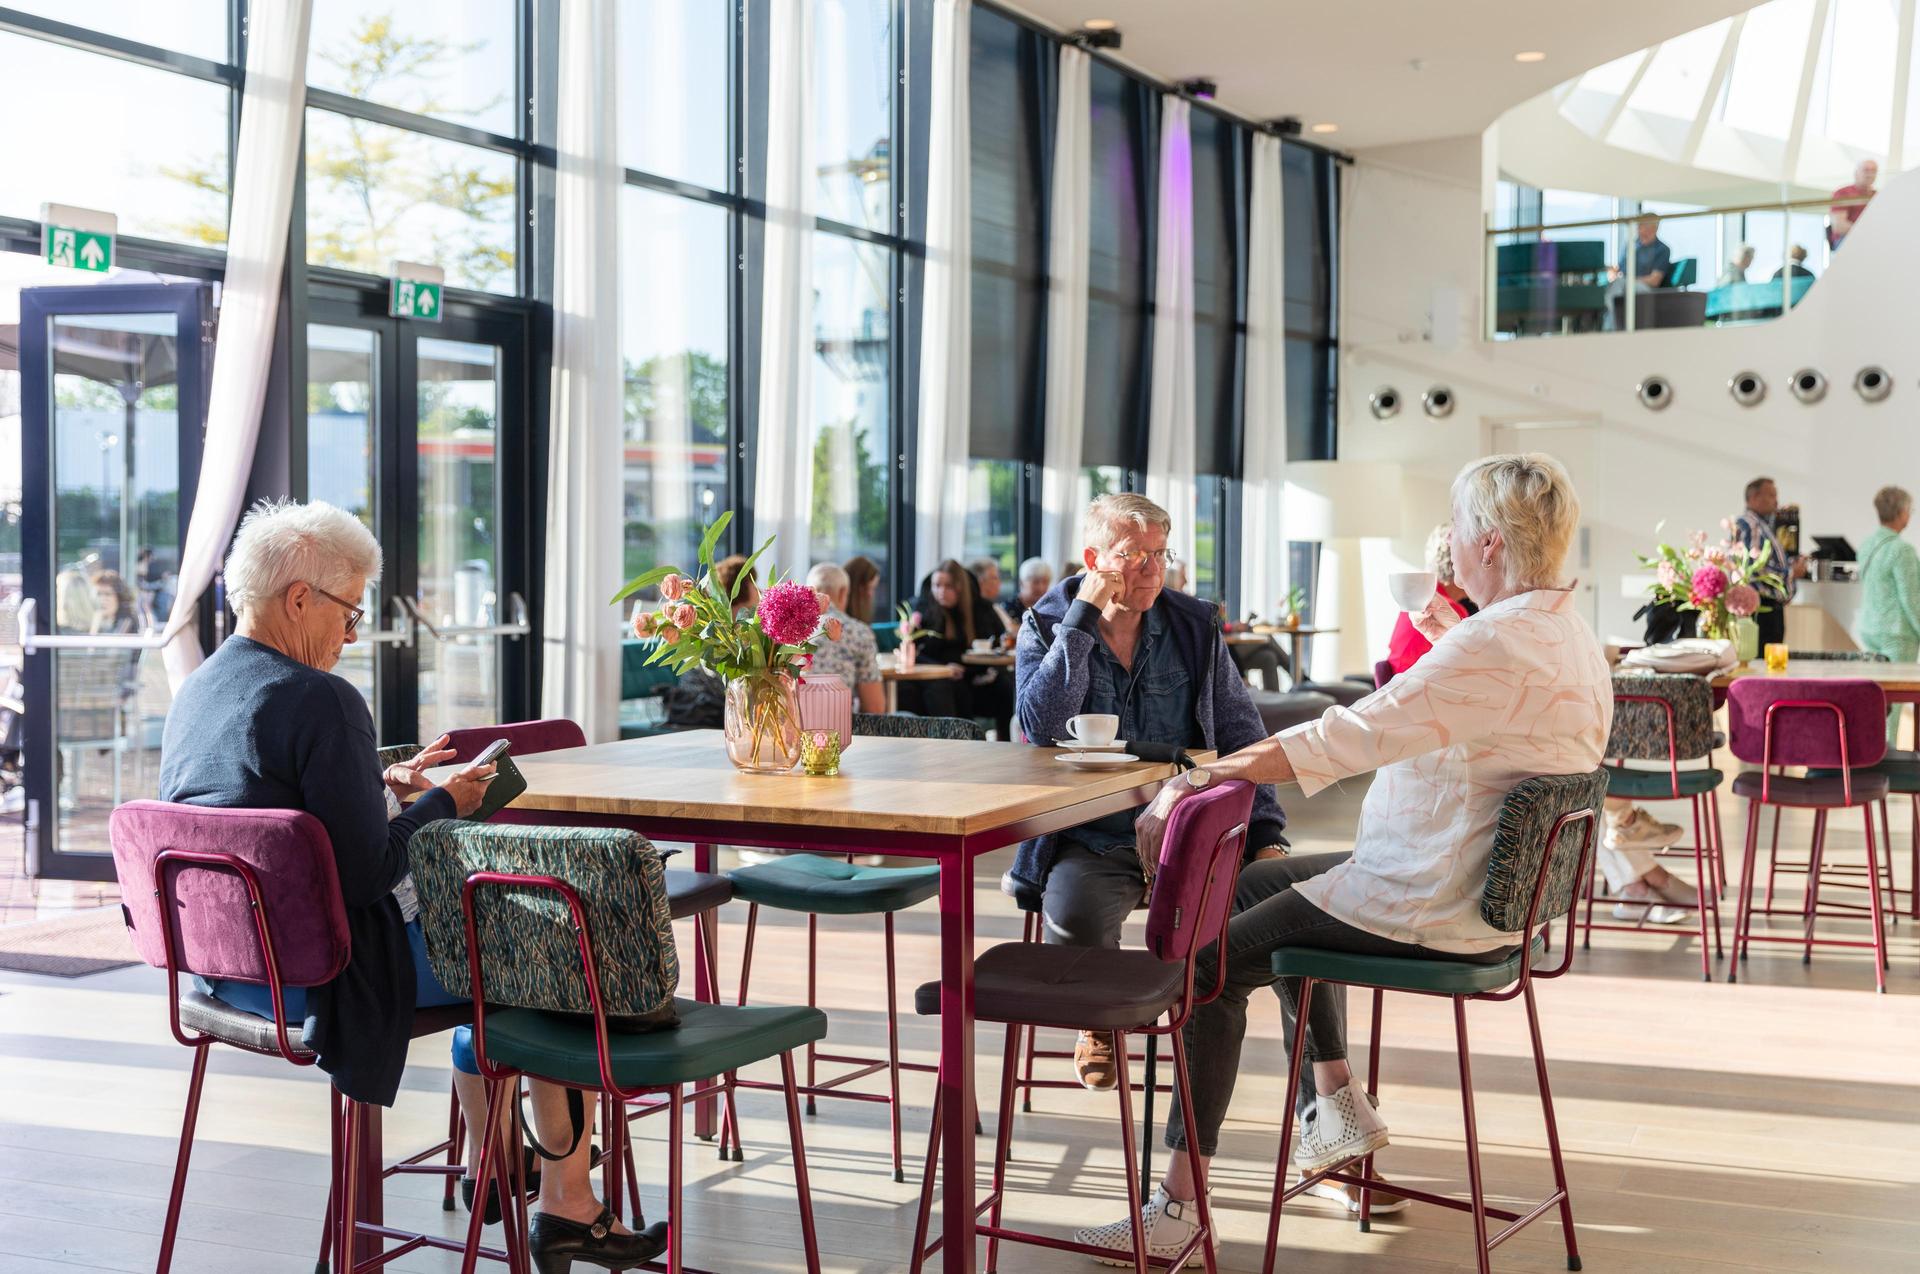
[1163,854,1514,1157]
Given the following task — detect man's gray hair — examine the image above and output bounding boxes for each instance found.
[1017,556,1052,586]
[1083,493,1171,552]
[967,556,1000,580]
[224,499,380,616]
[1451,453,1579,594]
[806,562,850,595]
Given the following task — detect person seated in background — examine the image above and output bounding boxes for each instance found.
[1007,556,1052,626]
[1829,158,1877,249]
[161,500,665,1268]
[1075,454,1610,1258]
[89,570,140,636]
[903,558,1014,737]
[1013,493,1288,1092]
[806,562,884,714]
[656,554,759,730]
[969,555,1018,638]
[1385,522,1477,675]
[1716,241,1755,287]
[842,553,881,623]
[1614,213,1673,289]
[1771,244,1815,281]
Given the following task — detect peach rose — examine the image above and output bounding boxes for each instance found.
[633,609,655,637]
[659,624,682,645]
[660,574,688,602]
[671,602,697,631]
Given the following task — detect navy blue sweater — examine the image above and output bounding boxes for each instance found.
[159,636,456,1106]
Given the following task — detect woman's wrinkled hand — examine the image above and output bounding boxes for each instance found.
[440,763,497,818]
[385,733,455,800]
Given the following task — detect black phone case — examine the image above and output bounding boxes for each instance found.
[464,751,528,822]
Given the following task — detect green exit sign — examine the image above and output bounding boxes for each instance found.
[389,261,445,322]
[41,202,115,273]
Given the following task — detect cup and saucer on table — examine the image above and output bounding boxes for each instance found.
[1055,713,1138,766]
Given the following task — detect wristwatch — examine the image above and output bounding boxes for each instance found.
[1184,766,1212,791]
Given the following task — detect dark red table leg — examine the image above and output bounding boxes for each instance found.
[353,1103,383,1267]
[694,842,718,1140]
[938,847,977,1273]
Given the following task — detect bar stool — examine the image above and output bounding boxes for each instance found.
[1579,672,1724,979]
[1259,771,1605,1274]
[1725,677,1893,991]
[106,801,515,1274]
[905,781,1257,1274]
[717,713,979,1182]
[410,820,827,1274]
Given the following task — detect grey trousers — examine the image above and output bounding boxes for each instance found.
[1040,840,1145,949]
[1163,853,1516,1157]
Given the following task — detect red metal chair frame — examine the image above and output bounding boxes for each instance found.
[457,870,823,1274]
[142,847,519,1274]
[1728,699,1893,992]
[1579,692,1724,980]
[1260,806,1599,1274]
[906,815,1252,1274]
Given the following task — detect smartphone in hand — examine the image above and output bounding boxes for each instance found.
[466,738,511,771]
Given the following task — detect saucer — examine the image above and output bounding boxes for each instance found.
[1057,752,1140,767]
[1054,738,1128,751]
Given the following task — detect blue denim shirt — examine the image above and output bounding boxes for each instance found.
[1061,605,1199,857]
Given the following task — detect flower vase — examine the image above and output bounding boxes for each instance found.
[1733,616,1760,663]
[723,673,803,773]
[898,638,917,670]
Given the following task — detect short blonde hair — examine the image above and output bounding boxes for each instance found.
[224,499,380,616]
[1424,522,1455,584]
[1874,486,1911,525]
[1082,493,1171,553]
[1451,453,1578,593]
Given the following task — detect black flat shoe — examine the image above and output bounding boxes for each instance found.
[528,1207,668,1274]
[462,1145,603,1225]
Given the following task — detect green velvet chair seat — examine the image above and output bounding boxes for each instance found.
[728,853,941,915]
[1602,765,1724,799]
[481,996,827,1090]
[1270,934,1545,997]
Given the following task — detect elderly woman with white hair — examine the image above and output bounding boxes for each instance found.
[806,560,885,713]
[1076,454,1613,1258]
[160,500,665,1269]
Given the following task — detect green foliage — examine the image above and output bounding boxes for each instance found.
[1283,585,1307,617]
[811,418,889,549]
[625,352,727,445]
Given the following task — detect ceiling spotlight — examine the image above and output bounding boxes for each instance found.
[1311,123,1339,134]
[1176,77,1218,100]
[1514,51,1546,63]
[1078,21,1122,48]
[1272,116,1304,136]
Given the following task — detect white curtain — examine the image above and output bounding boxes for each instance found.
[912,0,972,582]
[752,0,817,577]
[1144,96,1196,565]
[1038,46,1091,569]
[1239,132,1289,620]
[160,0,313,689]
[539,0,625,741]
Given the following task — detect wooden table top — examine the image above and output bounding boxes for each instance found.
[879,662,955,682]
[961,651,1015,667]
[1711,660,1920,692]
[445,731,1204,839]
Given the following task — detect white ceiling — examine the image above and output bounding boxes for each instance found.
[1001,0,1763,150]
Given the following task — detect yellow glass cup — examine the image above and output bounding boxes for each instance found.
[1764,642,1790,674]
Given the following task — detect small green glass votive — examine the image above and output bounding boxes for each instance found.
[800,729,842,776]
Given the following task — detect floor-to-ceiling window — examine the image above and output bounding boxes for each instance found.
[1191,107,1246,601]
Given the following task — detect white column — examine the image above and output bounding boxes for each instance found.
[539,0,625,741]
[1037,46,1091,569]
[1144,95,1196,563]
[1239,131,1289,621]
[912,0,973,582]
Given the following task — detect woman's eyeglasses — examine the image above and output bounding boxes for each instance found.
[307,584,366,635]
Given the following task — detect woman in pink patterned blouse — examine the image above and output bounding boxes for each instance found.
[1076,453,1612,1259]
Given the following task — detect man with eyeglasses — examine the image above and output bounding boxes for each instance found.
[1011,493,1289,1092]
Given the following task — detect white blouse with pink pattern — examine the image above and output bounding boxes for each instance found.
[1277,587,1613,954]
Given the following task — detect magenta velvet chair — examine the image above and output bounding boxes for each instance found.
[108,801,498,1274]
[905,781,1257,1274]
[1724,677,1893,992]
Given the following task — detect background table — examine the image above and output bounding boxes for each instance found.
[480,730,1203,1274]
[960,650,1014,668]
[1712,660,1920,701]
[878,661,954,712]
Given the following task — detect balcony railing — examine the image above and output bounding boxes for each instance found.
[1483,194,1871,341]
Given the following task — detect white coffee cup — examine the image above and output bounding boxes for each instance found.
[971,637,995,652]
[1066,713,1120,747]
[1388,571,1438,612]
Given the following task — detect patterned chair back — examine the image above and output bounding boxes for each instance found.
[1725,677,1886,770]
[1479,770,1608,934]
[1144,781,1255,964]
[109,800,350,987]
[410,822,679,1018]
[1789,650,1891,662]
[852,713,986,742]
[1606,672,1716,762]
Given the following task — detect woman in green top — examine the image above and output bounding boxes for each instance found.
[1857,485,1920,744]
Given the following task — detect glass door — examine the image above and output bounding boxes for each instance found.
[305,301,529,746]
[17,283,209,881]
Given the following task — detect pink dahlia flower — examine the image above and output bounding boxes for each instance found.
[1724,584,1760,618]
[1689,564,1729,607]
[758,580,823,646]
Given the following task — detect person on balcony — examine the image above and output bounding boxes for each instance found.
[1614,214,1673,289]
[1829,158,1878,249]
[1771,244,1815,281]
[1716,242,1755,287]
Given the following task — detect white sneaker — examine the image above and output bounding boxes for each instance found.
[1305,1177,1411,1215]
[1074,1185,1206,1269]
[1612,900,1688,925]
[1625,806,1683,842]
[1292,1081,1391,1175]
[1603,807,1683,853]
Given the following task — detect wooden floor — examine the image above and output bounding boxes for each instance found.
[2,776,1917,1273]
